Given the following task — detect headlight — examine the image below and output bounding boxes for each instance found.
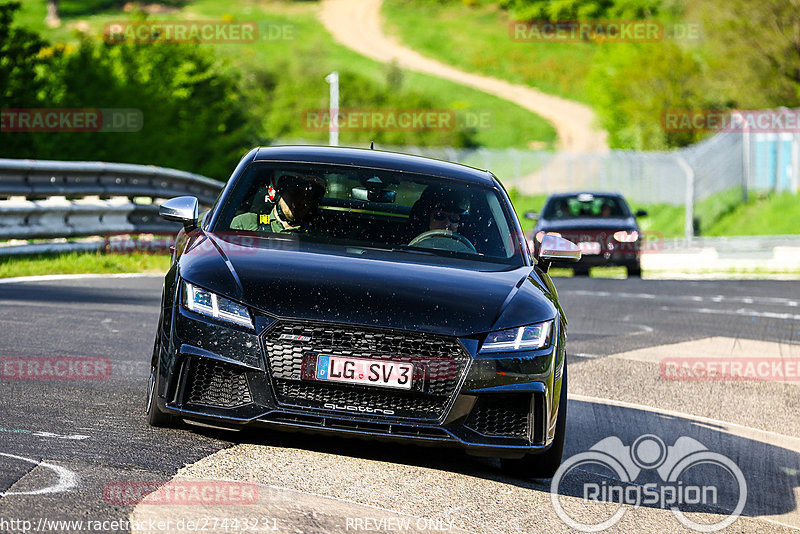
[182,281,253,328]
[535,231,561,243]
[613,230,638,242]
[479,320,553,353]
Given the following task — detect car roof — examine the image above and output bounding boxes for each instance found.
[253,145,497,187]
[545,191,626,200]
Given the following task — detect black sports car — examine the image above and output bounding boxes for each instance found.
[147,146,580,478]
[529,192,647,277]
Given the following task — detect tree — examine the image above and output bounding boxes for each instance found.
[698,0,800,108]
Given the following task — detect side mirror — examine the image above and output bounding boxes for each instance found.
[635,209,648,217]
[159,196,198,230]
[537,234,581,272]
[524,211,538,220]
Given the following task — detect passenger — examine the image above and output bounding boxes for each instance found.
[231,174,326,233]
[554,199,570,218]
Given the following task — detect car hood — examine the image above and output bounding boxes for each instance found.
[178,233,558,337]
[537,217,637,232]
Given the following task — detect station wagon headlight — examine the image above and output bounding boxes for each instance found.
[182,281,253,328]
[479,320,553,353]
[613,230,639,242]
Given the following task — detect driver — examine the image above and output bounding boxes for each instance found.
[407,185,470,242]
[231,173,326,233]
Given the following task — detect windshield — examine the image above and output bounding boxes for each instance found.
[543,194,631,220]
[212,162,525,266]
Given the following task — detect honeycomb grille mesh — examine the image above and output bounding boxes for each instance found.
[464,394,531,439]
[185,358,253,408]
[264,321,470,419]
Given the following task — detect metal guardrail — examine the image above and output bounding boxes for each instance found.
[0,158,222,203]
[0,158,223,255]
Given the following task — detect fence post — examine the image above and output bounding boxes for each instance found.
[677,155,695,243]
[742,122,750,203]
[793,132,800,193]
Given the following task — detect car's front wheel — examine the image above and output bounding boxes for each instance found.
[501,364,567,479]
[627,262,642,278]
[146,340,176,428]
[573,266,590,277]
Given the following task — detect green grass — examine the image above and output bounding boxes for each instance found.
[17,0,555,149]
[705,192,800,236]
[382,0,596,103]
[0,252,171,279]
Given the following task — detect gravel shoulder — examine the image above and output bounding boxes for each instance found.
[318,0,607,153]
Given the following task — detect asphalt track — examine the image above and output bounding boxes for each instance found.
[0,274,797,533]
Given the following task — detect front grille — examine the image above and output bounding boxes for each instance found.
[185,358,253,408]
[464,394,531,439]
[263,321,470,420]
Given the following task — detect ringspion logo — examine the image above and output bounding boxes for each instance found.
[551,434,746,531]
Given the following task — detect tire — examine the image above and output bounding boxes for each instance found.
[501,364,568,479]
[573,266,590,277]
[627,262,642,278]
[146,348,175,427]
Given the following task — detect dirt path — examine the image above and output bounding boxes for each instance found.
[319,0,607,153]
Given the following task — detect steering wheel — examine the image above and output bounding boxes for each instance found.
[408,230,477,253]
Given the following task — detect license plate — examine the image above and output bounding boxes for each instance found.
[578,242,601,255]
[315,355,413,390]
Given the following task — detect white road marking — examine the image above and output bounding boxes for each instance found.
[659,305,800,322]
[0,273,162,285]
[0,453,78,496]
[101,318,119,334]
[0,428,89,440]
[566,289,800,308]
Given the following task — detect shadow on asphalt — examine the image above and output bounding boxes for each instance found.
[181,399,798,524]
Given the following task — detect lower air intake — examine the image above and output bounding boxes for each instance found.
[185,358,253,408]
[464,394,531,440]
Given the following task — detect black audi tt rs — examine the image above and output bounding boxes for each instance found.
[147,146,580,478]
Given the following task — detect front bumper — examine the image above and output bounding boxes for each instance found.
[156,307,565,458]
